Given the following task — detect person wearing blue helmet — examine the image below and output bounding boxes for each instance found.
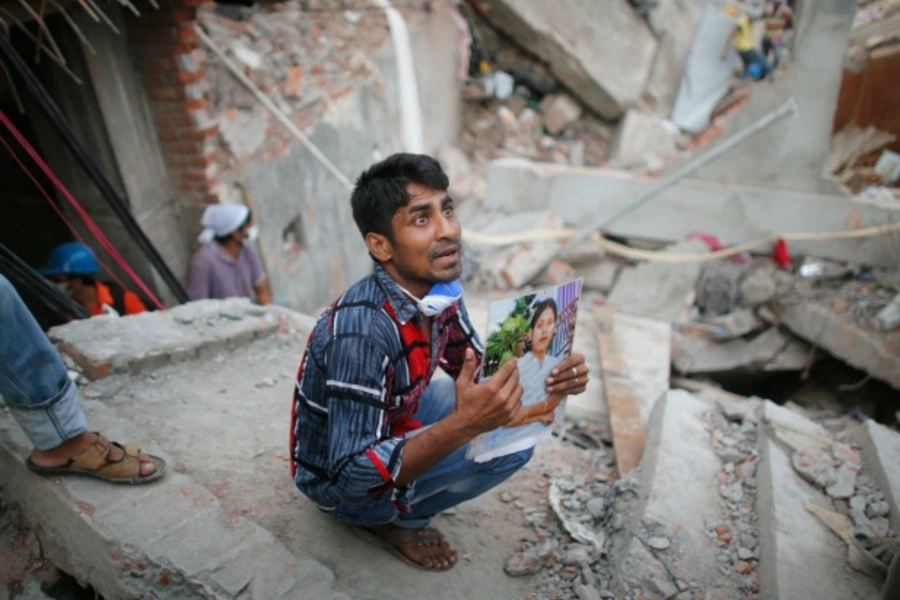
[289,154,590,571]
[41,242,147,317]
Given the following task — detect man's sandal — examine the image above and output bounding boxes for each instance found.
[26,432,166,485]
[352,526,457,572]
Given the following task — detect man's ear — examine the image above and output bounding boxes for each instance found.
[365,232,393,263]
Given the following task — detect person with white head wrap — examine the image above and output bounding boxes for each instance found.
[198,203,251,243]
[185,202,271,304]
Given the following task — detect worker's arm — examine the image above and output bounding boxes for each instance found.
[253,279,272,305]
[395,349,522,485]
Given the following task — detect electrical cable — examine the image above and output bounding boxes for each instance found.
[0,108,166,310]
[0,35,188,303]
[0,243,89,320]
[0,131,151,304]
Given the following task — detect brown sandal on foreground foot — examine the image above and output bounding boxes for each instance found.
[353,525,458,572]
[26,433,166,485]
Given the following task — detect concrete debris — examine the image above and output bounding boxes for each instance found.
[578,261,621,294]
[596,309,671,475]
[549,481,608,554]
[607,239,709,322]
[609,110,680,173]
[775,284,900,391]
[671,327,810,376]
[695,259,748,317]
[478,0,657,120]
[703,309,765,341]
[540,93,583,135]
[467,210,566,290]
[198,3,390,169]
[756,401,884,598]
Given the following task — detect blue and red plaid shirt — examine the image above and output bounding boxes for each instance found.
[290,263,482,512]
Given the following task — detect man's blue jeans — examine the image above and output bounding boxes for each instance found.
[0,274,87,450]
[331,378,534,529]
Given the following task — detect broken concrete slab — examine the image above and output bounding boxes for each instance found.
[0,401,346,600]
[48,299,280,380]
[606,239,708,322]
[466,210,567,290]
[483,159,900,268]
[704,308,765,340]
[596,309,671,474]
[608,110,679,171]
[777,300,900,391]
[671,327,810,375]
[16,300,540,600]
[577,261,620,294]
[755,401,882,599]
[854,419,900,534]
[478,0,657,120]
[615,390,743,599]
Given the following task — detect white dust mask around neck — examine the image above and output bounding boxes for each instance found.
[400,280,463,317]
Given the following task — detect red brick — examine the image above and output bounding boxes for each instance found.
[137,55,179,73]
[184,98,207,112]
[148,87,187,102]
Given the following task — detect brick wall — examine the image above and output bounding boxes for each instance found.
[126,0,223,206]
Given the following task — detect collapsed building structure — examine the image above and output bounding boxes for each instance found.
[1,0,899,599]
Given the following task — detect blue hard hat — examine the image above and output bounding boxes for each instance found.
[40,242,100,276]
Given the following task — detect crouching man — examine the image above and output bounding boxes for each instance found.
[289,154,589,571]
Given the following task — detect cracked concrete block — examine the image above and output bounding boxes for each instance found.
[779,301,900,391]
[478,0,657,119]
[756,401,881,600]
[615,390,737,598]
[49,299,280,380]
[854,419,900,534]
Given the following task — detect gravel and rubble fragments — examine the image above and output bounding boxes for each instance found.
[703,400,761,598]
[503,438,642,600]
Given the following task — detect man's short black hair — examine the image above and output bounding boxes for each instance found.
[350,153,449,243]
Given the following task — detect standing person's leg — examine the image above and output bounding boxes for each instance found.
[0,273,86,449]
[0,274,163,483]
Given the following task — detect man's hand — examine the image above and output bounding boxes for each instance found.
[545,353,589,396]
[506,394,562,428]
[454,348,523,435]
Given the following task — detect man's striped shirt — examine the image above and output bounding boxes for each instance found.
[290,263,482,512]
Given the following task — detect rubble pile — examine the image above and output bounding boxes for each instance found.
[705,396,762,596]
[198,1,391,175]
[503,457,643,600]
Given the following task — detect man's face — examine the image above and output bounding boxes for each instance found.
[372,182,462,297]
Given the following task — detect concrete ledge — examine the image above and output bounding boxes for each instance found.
[615,390,735,598]
[0,401,345,600]
[778,302,900,391]
[49,299,285,380]
[483,158,900,267]
[854,419,900,534]
[755,401,881,600]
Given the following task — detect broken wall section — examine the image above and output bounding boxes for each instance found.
[138,0,465,313]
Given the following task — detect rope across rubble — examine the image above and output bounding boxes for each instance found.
[461,222,900,264]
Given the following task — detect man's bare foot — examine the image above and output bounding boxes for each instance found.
[29,432,157,477]
[366,524,457,571]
